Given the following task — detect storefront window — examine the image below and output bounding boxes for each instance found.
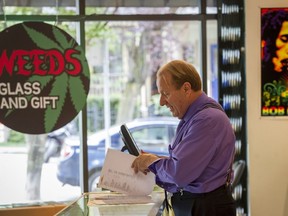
[0,2,218,205]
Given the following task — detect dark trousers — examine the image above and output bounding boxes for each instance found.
[171,185,236,216]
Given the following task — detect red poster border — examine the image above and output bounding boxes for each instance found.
[261,8,288,116]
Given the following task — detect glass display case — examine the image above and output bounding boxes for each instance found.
[55,191,164,216]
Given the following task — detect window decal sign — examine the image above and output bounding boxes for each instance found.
[261,8,288,116]
[0,22,90,134]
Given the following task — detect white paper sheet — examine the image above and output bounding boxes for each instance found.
[88,193,152,205]
[98,148,155,196]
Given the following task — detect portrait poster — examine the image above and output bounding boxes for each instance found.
[261,8,288,116]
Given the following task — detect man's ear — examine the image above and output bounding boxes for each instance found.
[183,82,191,93]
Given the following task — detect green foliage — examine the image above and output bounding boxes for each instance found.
[85,7,113,41]
[7,130,25,143]
[5,7,41,15]
[86,96,120,132]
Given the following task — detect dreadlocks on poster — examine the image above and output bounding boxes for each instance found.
[261,8,288,116]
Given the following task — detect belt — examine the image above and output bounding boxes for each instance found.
[173,184,229,198]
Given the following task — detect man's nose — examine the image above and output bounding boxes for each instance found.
[159,95,166,106]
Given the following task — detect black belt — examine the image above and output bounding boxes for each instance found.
[173,184,229,198]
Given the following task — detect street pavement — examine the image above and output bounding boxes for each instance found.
[0,147,80,205]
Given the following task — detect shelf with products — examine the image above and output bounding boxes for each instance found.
[218,0,247,215]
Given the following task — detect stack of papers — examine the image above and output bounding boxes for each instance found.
[97,149,156,196]
[88,193,152,205]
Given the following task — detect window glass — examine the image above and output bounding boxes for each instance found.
[3,5,77,15]
[2,1,202,15]
[86,7,200,15]
[0,21,80,204]
[0,19,214,203]
[0,4,218,205]
[83,20,201,192]
[0,126,81,204]
[85,20,201,130]
[85,1,201,15]
[206,0,218,14]
[132,126,169,151]
[206,20,218,101]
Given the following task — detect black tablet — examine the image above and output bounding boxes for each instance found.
[119,124,141,156]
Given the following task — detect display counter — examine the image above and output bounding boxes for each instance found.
[0,204,66,216]
[55,191,164,216]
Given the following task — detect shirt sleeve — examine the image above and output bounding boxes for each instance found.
[148,110,220,188]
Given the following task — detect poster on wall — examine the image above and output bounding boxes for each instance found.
[0,22,90,134]
[261,8,288,116]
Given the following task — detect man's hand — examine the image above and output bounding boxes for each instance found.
[131,151,160,175]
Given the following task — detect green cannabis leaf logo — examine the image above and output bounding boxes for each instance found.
[23,23,89,133]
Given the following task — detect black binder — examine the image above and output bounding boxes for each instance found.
[119,124,141,156]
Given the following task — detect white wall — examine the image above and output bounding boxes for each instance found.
[245,0,288,216]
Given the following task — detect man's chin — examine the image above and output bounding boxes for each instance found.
[171,112,180,118]
[281,59,288,73]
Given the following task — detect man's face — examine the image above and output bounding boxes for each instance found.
[156,73,187,119]
[272,21,288,72]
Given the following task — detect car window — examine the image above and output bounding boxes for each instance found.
[169,125,178,139]
[110,133,121,148]
[131,126,169,153]
[98,133,121,149]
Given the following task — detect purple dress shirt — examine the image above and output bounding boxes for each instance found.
[149,93,235,194]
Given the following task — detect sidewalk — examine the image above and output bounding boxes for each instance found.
[0,146,27,154]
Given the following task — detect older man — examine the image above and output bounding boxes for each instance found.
[132,60,236,216]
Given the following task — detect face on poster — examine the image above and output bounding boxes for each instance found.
[261,8,288,116]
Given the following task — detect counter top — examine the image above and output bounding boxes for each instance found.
[55,190,164,216]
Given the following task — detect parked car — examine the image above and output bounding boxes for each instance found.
[56,117,179,191]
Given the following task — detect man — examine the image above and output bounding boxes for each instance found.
[261,9,288,114]
[132,60,236,216]
[261,9,288,84]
